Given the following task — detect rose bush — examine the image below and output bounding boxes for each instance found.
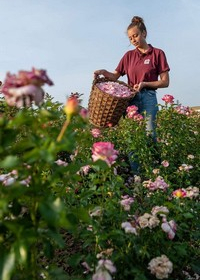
[0,71,199,280]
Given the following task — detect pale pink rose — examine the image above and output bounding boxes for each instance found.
[138,213,160,229]
[92,142,118,167]
[2,68,53,93]
[187,154,194,160]
[161,219,177,240]
[80,165,91,175]
[97,260,116,274]
[91,128,101,138]
[185,186,199,199]
[3,177,16,186]
[92,259,116,280]
[151,206,169,217]
[161,160,169,167]
[143,176,169,191]
[81,261,92,274]
[1,68,53,108]
[89,206,102,217]
[120,195,134,211]
[55,159,68,167]
[154,176,169,191]
[87,225,93,231]
[134,175,141,183]
[121,222,137,235]
[175,105,192,115]
[162,94,174,104]
[5,85,44,107]
[153,168,160,175]
[20,176,31,186]
[178,164,193,172]
[148,255,173,279]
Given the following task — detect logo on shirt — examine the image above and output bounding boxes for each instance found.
[144,59,150,64]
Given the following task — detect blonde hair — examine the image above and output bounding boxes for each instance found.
[127,16,147,35]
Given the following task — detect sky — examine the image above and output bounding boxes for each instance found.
[0,0,200,108]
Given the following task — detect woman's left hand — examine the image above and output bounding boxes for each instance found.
[133,82,146,92]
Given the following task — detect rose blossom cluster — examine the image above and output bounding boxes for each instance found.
[151,206,177,240]
[0,170,31,187]
[148,255,173,279]
[122,205,177,240]
[138,213,160,229]
[161,94,174,104]
[92,142,118,167]
[96,81,132,97]
[1,68,53,108]
[161,218,177,240]
[126,105,143,121]
[175,105,192,115]
[143,176,169,191]
[173,187,199,199]
[178,163,193,172]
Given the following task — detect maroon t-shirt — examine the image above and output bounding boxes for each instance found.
[115,44,170,88]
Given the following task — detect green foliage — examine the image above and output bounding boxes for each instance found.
[0,95,199,280]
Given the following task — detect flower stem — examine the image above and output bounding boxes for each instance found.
[57,119,70,142]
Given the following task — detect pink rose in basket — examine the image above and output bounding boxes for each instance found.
[96,81,132,98]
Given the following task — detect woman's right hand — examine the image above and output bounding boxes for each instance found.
[94,69,106,79]
[93,70,120,81]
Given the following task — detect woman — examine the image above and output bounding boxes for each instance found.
[94,16,170,138]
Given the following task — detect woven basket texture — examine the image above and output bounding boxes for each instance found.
[88,78,135,127]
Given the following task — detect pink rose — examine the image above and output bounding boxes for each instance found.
[5,85,44,107]
[161,160,169,167]
[92,142,118,167]
[91,128,101,138]
[162,94,174,104]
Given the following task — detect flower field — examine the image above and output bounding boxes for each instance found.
[0,69,199,280]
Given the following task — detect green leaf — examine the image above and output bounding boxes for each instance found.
[0,156,19,168]
[1,251,15,280]
[68,253,83,268]
[183,212,194,219]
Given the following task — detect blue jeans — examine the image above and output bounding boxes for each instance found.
[128,89,158,173]
[129,88,158,138]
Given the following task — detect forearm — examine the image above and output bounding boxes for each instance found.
[94,69,120,81]
[143,79,169,89]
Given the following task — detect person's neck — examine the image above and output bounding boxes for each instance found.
[138,43,149,54]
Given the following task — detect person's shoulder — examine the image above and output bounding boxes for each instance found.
[123,49,137,57]
[150,44,166,54]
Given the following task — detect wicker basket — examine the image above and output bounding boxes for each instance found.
[88,77,135,127]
